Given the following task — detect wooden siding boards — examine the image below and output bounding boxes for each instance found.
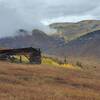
[0,47,41,64]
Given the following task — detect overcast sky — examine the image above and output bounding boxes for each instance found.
[0,0,100,37]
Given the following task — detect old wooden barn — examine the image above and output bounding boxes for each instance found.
[0,47,41,64]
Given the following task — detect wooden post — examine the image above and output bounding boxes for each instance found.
[64,57,67,64]
[29,53,34,64]
[20,56,22,63]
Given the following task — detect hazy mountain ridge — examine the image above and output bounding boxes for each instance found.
[0,29,65,53]
[50,30,100,66]
[49,20,100,41]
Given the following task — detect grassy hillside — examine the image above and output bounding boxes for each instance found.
[0,61,99,100]
[49,30,100,67]
[50,20,100,41]
[42,56,81,70]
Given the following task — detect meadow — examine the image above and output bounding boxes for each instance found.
[0,61,99,100]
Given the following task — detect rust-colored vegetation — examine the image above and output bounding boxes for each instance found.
[0,61,100,100]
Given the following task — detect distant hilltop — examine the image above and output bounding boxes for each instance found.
[49,20,100,41]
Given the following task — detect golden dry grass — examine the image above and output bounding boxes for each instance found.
[0,61,100,100]
[14,56,80,70]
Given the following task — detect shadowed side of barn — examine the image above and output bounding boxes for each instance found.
[0,47,41,64]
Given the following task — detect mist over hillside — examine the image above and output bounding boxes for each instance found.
[0,0,100,37]
[0,0,53,37]
[0,29,65,52]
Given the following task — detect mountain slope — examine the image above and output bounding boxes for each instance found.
[51,30,100,66]
[49,20,100,42]
[0,29,65,53]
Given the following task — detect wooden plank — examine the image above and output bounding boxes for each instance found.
[0,47,41,64]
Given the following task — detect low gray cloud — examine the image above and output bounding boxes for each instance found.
[0,0,100,37]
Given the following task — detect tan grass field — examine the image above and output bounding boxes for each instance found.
[0,61,100,100]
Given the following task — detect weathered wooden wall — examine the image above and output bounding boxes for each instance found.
[0,47,41,64]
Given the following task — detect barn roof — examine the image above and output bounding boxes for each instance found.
[0,47,40,54]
